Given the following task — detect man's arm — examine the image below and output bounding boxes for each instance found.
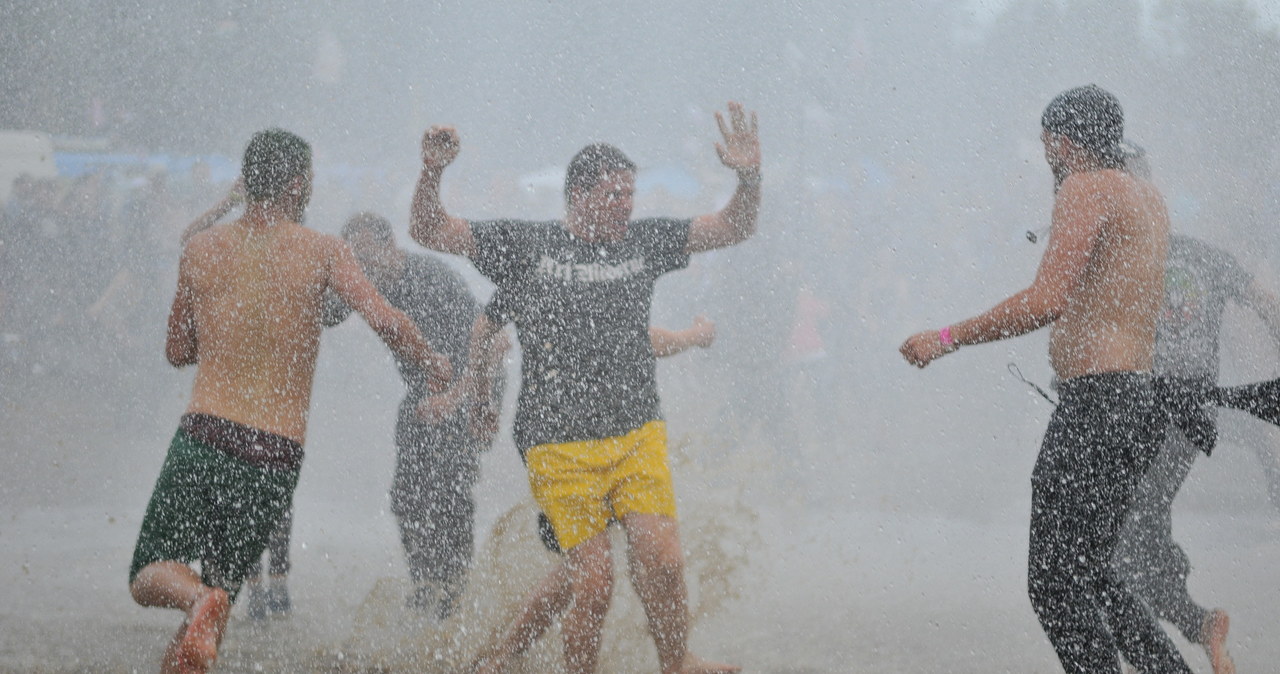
[165,252,198,367]
[900,174,1106,368]
[326,239,451,390]
[454,312,507,437]
[409,126,476,257]
[650,316,717,357]
[687,102,762,254]
[179,179,244,247]
[1240,278,1280,350]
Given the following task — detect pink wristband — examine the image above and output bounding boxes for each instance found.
[938,326,955,347]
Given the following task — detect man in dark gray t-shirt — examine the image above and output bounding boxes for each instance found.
[1114,233,1280,674]
[408,103,760,674]
[324,212,506,619]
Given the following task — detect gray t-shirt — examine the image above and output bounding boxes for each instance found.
[325,253,481,402]
[1154,235,1253,379]
[472,217,691,452]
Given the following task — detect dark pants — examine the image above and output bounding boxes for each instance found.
[1028,373,1191,674]
[1112,426,1209,644]
[247,506,293,578]
[391,404,480,612]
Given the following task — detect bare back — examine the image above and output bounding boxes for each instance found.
[179,220,341,443]
[1048,169,1169,379]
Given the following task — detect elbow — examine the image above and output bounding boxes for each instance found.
[166,343,194,368]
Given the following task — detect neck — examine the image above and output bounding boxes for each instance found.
[243,200,297,227]
[565,210,622,243]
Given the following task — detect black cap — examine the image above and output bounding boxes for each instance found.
[1042,85,1124,167]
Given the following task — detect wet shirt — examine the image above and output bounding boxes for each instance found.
[473,218,691,452]
[1155,235,1253,379]
[325,254,480,402]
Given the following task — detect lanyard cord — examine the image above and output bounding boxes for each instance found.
[1008,362,1058,406]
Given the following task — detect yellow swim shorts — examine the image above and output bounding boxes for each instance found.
[525,420,677,551]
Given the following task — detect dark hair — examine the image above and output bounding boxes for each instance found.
[564,143,635,203]
[341,211,394,244]
[1041,85,1125,169]
[242,128,312,202]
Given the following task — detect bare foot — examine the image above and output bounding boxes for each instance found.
[160,623,191,674]
[1202,609,1235,674]
[165,588,230,674]
[678,653,740,674]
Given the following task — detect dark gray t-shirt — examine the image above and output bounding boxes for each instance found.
[325,253,481,402]
[1155,235,1253,379]
[472,217,691,452]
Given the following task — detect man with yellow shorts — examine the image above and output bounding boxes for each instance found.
[408,103,761,674]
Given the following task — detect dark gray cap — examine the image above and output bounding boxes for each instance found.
[1041,85,1124,166]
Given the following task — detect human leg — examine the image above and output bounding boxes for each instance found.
[1028,377,1190,674]
[562,532,614,674]
[264,507,293,614]
[1113,428,1211,642]
[620,514,739,674]
[131,562,230,674]
[472,563,573,674]
[612,422,737,674]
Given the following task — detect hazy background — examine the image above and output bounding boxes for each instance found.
[3,1,1280,671]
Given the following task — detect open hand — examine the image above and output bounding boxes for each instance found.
[421,126,460,169]
[899,330,952,369]
[714,102,760,177]
[416,386,462,424]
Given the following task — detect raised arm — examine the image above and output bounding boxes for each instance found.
[179,178,244,247]
[409,126,476,257]
[165,251,198,367]
[650,315,717,357]
[900,174,1105,368]
[687,102,762,254]
[327,239,451,390]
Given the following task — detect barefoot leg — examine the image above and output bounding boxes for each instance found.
[173,587,230,673]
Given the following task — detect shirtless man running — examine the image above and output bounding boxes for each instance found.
[410,103,759,674]
[127,129,450,674]
[900,85,1191,673]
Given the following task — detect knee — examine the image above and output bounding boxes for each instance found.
[571,568,614,614]
[568,549,614,610]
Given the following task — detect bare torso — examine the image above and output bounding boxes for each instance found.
[1049,170,1169,379]
[182,219,339,443]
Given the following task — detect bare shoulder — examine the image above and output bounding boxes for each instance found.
[181,222,237,268]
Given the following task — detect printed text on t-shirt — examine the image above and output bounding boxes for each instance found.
[536,255,647,283]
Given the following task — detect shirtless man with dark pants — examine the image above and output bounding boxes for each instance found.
[900,85,1192,673]
[127,129,450,673]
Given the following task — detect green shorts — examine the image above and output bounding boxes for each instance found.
[129,425,300,600]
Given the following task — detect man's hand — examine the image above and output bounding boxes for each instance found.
[899,330,954,369]
[424,352,453,393]
[691,315,716,348]
[714,101,760,178]
[421,126,461,170]
[416,386,462,425]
